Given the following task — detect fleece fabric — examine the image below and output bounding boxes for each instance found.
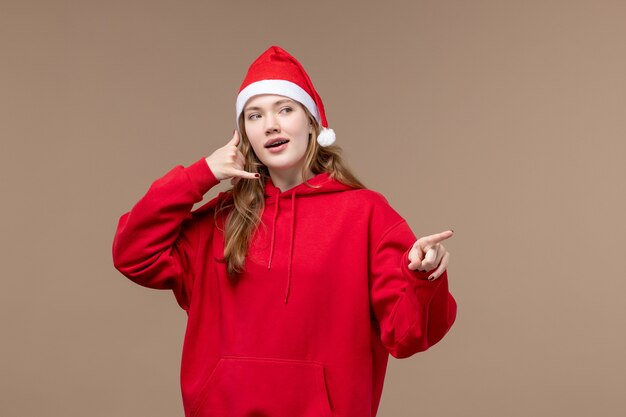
[112,157,457,417]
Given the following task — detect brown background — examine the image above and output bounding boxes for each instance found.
[1,1,625,416]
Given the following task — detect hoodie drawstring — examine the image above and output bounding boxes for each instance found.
[266,191,297,304]
[284,192,296,304]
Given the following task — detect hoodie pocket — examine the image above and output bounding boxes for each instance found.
[191,356,332,417]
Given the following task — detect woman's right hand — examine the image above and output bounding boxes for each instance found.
[205,129,260,182]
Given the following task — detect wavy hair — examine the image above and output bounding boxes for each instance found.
[214,103,367,281]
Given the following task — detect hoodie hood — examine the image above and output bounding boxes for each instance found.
[262,172,355,304]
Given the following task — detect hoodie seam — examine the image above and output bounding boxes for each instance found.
[372,219,406,254]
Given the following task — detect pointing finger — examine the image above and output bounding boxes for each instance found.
[422,230,454,245]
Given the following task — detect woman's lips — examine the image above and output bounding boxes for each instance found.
[265,138,289,147]
[266,141,289,153]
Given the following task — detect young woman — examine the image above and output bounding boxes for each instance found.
[112,45,457,417]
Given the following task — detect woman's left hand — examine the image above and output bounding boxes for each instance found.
[407,230,454,281]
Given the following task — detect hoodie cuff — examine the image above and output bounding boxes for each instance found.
[185,158,221,197]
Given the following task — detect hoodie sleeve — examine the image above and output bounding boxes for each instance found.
[369,207,457,359]
[112,158,221,311]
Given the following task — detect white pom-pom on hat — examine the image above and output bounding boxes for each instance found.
[317,127,336,147]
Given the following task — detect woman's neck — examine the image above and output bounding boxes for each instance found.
[268,167,314,193]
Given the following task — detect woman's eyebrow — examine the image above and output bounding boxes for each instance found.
[244,99,295,112]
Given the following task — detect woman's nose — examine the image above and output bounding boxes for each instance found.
[264,114,280,134]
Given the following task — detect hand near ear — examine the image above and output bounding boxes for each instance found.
[205,130,260,182]
[407,230,454,281]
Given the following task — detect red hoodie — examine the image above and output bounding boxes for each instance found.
[112,157,457,417]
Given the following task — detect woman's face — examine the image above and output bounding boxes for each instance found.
[243,94,313,177]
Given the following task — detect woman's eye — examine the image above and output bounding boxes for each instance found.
[281,107,293,113]
[248,114,260,120]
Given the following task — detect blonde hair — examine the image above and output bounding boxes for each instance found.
[214,103,366,280]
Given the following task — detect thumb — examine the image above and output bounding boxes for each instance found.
[227,129,240,146]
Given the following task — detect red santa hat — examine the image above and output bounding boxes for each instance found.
[235,45,336,147]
